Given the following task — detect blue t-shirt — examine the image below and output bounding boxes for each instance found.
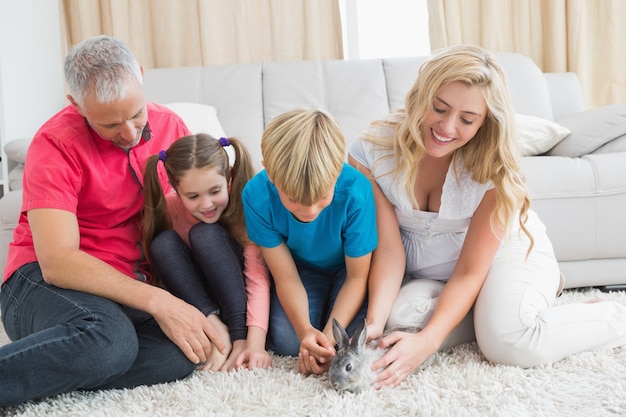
[242,163,377,270]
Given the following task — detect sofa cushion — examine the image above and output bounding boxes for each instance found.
[143,63,265,171]
[547,103,626,157]
[261,59,391,161]
[163,102,236,166]
[593,135,626,153]
[516,113,571,156]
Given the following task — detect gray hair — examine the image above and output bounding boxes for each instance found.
[64,35,143,106]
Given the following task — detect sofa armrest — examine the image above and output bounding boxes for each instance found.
[0,190,22,275]
[523,153,626,264]
[3,138,31,191]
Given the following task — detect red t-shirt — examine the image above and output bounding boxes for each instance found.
[2,102,191,283]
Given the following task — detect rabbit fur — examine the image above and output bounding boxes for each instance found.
[328,318,386,393]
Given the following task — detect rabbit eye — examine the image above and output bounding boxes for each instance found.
[345,364,352,372]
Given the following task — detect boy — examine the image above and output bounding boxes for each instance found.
[242,109,377,375]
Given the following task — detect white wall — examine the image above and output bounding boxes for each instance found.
[0,0,66,195]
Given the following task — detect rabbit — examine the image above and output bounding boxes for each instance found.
[328,317,386,393]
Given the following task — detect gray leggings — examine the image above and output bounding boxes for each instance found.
[149,222,248,342]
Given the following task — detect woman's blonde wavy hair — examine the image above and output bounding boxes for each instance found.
[364,45,533,252]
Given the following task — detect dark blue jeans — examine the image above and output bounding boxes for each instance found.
[268,262,367,356]
[148,223,247,342]
[0,262,196,407]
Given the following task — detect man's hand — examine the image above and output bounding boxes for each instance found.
[152,293,228,365]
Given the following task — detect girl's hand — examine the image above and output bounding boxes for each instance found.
[219,340,247,372]
[297,328,335,375]
[233,345,272,370]
[231,326,272,370]
[371,330,438,388]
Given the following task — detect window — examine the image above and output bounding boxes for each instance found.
[340,0,430,59]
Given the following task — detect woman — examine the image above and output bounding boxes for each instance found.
[349,45,626,388]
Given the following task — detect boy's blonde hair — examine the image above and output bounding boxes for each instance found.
[261,109,345,206]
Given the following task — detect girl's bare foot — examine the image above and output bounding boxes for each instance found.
[198,314,231,371]
[220,339,246,372]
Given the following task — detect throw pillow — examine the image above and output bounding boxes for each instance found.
[516,113,571,156]
[546,103,626,157]
[163,102,234,165]
[163,102,227,138]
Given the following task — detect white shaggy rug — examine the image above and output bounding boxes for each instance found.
[1,287,625,417]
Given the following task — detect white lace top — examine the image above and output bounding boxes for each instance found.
[350,135,547,282]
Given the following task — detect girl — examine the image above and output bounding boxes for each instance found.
[143,133,271,371]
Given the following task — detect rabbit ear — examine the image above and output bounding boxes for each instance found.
[350,319,367,354]
[332,317,350,348]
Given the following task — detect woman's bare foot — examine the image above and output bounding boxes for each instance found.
[198,314,232,371]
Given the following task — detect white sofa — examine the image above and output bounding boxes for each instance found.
[2,52,626,289]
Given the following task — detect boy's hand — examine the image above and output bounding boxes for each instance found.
[297,327,335,375]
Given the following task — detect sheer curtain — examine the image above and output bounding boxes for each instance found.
[60,0,343,68]
[428,0,626,108]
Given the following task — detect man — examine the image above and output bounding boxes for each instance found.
[0,35,225,407]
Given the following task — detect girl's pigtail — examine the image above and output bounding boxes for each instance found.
[221,137,255,243]
[141,153,171,270]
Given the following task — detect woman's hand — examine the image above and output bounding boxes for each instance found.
[371,330,438,388]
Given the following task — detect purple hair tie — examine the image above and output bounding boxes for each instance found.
[219,137,231,147]
[158,150,167,163]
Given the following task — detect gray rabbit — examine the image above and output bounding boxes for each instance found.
[328,318,386,393]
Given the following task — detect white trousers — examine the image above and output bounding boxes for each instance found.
[387,237,626,367]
